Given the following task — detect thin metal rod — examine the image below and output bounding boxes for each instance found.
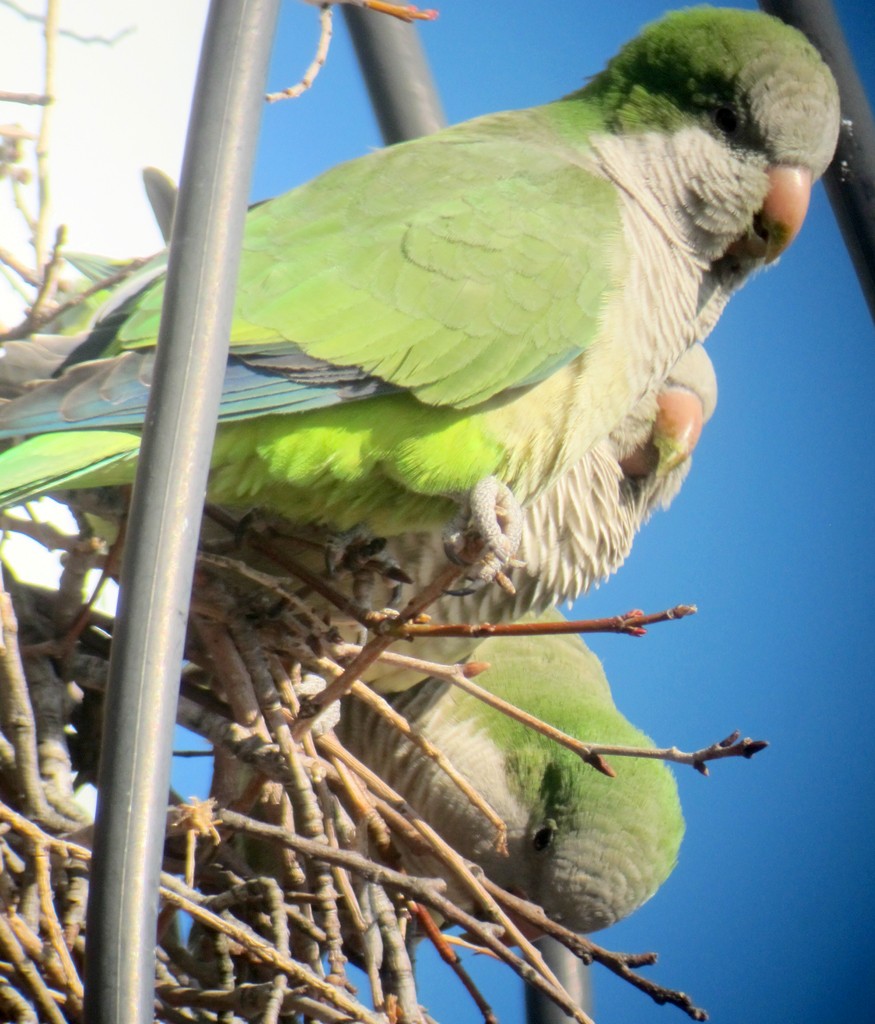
[83,2,279,1021]
[525,936,593,1023]
[342,5,445,143]
[759,0,875,324]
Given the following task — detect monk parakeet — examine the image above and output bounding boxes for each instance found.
[319,341,716,690]
[391,342,717,614]
[0,9,838,569]
[339,620,684,934]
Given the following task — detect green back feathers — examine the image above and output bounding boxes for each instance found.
[0,432,139,507]
[115,111,623,410]
[466,622,683,846]
[430,622,685,923]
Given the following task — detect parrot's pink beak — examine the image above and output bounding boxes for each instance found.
[727,165,813,263]
[653,387,704,470]
[620,387,705,479]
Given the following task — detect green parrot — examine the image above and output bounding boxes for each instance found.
[0,9,839,574]
[339,619,684,935]
[321,341,716,690]
[389,342,717,614]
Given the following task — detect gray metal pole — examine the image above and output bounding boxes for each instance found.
[83,2,279,1021]
[525,936,594,1023]
[342,5,445,143]
[759,0,875,324]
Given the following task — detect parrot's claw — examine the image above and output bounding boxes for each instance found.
[443,476,525,589]
[323,526,414,627]
[324,526,414,586]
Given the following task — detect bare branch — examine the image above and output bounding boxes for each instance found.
[484,882,709,1022]
[0,1,135,46]
[267,5,334,103]
[397,603,698,640]
[0,246,41,289]
[0,469,752,1024]
[33,0,60,276]
[0,92,50,106]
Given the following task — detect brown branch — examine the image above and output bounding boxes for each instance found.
[332,640,618,777]
[229,760,544,1009]
[396,603,698,640]
[317,734,570,999]
[333,640,764,777]
[349,679,509,852]
[218,807,593,1024]
[409,901,499,1024]
[266,5,333,103]
[156,981,377,1023]
[590,730,768,776]
[0,91,50,105]
[0,253,153,341]
[33,844,84,1006]
[202,505,380,629]
[32,254,152,332]
[159,874,386,1024]
[290,561,464,737]
[2,909,79,1017]
[0,799,387,1024]
[195,548,336,642]
[484,882,709,1021]
[0,585,71,828]
[0,913,67,1024]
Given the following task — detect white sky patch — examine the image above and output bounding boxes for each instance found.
[1,499,77,587]
[1,0,206,598]
[1,499,118,615]
[1,0,207,324]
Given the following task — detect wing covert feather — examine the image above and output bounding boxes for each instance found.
[119,107,623,410]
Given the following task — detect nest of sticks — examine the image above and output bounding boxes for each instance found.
[0,499,765,1024]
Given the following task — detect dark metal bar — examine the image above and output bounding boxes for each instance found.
[525,937,593,1024]
[759,0,875,323]
[83,2,279,1021]
[342,5,445,143]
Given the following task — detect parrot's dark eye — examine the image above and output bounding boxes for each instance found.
[712,104,740,136]
[532,821,557,852]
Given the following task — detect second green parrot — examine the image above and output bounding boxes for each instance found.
[339,620,685,934]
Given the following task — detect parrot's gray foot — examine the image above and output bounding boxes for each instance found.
[443,476,525,591]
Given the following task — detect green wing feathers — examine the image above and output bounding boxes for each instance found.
[120,109,622,410]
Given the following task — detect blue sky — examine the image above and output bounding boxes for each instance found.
[177,3,875,1022]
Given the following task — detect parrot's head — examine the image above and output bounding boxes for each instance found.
[348,627,687,940]
[470,632,686,935]
[499,732,685,935]
[585,6,840,265]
